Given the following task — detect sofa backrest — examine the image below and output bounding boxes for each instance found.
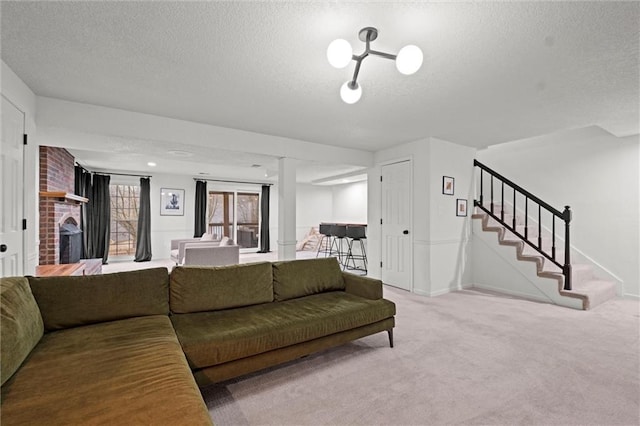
[28,268,170,331]
[170,262,273,313]
[1,277,44,386]
[272,257,345,301]
[182,243,239,267]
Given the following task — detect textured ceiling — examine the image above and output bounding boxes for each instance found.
[1,1,638,180]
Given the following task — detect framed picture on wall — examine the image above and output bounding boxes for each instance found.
[456,199,468,217]
[160,188,185,216]
[442,176,455,195]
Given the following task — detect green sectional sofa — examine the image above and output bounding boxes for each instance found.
[1,257,396,425]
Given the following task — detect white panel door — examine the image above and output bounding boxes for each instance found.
[381,160,411,290]
[0,96,25,277]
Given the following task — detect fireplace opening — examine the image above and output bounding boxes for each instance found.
[60,221,82,264]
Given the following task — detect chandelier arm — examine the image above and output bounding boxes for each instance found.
[350,55,366,87]
[368,49,397,61]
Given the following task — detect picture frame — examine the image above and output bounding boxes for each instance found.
[160,188,185,216]
[442,176,455,195]
[456,198,468,217]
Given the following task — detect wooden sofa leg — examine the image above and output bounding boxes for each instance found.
[387,329,394,348]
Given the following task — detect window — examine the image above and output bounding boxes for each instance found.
[109,184,140,256]
[208,190,260,249]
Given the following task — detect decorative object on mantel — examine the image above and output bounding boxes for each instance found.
[39,191,88,204]
[457,199,468,217]
[160,188,185,216]
[442,176,455,195]
[327,27,423,104]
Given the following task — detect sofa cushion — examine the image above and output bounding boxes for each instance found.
[28,268,169,331]
[272,257,345,301]
[170,262,273,313]
[0,315,212,425]
[0,277,44,386]
[172,291,396,369]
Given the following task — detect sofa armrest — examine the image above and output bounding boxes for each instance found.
[342,272,383,300]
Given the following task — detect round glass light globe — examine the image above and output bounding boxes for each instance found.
[340,81,362,104]
[396,45,423,75]
[327,39,353,69]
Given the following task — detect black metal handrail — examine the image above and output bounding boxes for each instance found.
[473,159,572,290]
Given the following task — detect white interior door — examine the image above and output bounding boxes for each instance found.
[1,96,25,277]
[381,160,411,290]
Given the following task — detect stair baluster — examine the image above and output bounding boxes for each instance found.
[524,197,529,240]
[473,159,572,291]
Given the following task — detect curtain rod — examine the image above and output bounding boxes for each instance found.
[193,178,273,186]
[76,163,151,179]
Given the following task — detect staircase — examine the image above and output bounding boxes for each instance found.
[472,160,617,310]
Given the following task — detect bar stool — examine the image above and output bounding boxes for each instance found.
[329,224,348,266]
[345,225,367,274]
[316,223,334,258]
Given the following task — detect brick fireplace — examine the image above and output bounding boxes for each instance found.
[39,146,86,265]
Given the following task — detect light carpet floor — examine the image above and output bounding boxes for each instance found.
[201,286,640,426]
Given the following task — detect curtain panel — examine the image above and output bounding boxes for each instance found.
[258,185,270,253]
[89,174,111,264]
[74,166,92,259]
[194,180,207,238]
[134,177,152,262]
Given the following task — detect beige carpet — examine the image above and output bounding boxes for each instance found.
[202,286,640,425]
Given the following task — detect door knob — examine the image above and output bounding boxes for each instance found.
[403,230,409,235]
[0,244,7,253]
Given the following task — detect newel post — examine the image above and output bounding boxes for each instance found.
[562,206,572,290]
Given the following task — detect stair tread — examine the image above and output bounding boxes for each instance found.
[475,208,617,309]
[570,279,616,291]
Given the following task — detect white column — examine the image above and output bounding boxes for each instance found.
[277,157,297,260]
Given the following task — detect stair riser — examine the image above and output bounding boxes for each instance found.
[474,211,616,310]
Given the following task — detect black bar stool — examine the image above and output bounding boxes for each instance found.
[345,225,367,274]
[329,224,348,266]
[316,223,334,258]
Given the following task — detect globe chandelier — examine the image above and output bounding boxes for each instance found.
[327,27,423,104]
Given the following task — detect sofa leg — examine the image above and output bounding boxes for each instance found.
[387,329,394,348]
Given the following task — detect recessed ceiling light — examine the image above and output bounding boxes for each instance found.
[147,162,157,167]
[167,150,193,157]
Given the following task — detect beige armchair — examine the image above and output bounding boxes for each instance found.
[170,238,210,264]
[182,243,240,266]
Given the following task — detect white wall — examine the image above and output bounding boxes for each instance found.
[149,174,199,260]
[1,61,38,274]
[369,140,426,286]
[427,138,476,296]
[295,184,332,241]
[369,137,475,296]
[332,181,367,224]
[477,126,640,298]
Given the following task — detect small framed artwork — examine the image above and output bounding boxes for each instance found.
[160,188,185,216]
[456,198,468,217]
[442,176,455,195]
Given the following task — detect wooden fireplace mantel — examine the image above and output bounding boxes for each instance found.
[39,191,88,204]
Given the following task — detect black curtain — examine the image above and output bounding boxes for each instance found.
[134,177,152,262]
[88,174,111,264]
[74,166,92,259]
[258,185,270,253]
[194,180,207,238]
